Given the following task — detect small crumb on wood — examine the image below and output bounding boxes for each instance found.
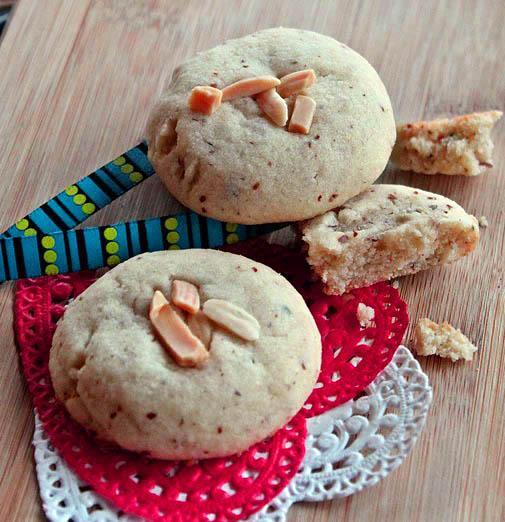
[478,216,489,228]
[413,318,477,362]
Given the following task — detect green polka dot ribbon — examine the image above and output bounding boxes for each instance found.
[0,141,285,281]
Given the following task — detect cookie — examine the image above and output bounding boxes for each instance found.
[147,27,396,224]
[392,111,502,176]
[413,318,477,362]
[49,249,321,459]
[300,184,479,295]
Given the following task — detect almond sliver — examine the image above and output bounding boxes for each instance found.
[221,75,281,101]
[188,310,213,348]
[203,299,260,341]
[277,69,316,98]
[188,86,223,115]
[255,88,288,127]
[288,95,316,134]
[171,280,200,314]
[150,302,209,367]
[151,290,169,313]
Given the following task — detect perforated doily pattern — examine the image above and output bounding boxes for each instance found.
[33,347,431,522]
[15,242,410,521]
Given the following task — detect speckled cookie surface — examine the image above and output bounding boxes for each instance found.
[49,250,321,459]
[146,27,396,224]
[301,184,479,294]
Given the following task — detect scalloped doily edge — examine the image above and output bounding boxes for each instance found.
[32,346,432,522]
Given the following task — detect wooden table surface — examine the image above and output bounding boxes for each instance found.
[0,1,504,521]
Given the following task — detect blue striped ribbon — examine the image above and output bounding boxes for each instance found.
[0,142,284,282]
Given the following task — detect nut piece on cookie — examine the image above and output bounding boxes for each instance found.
[356,303,375,328]
[221,75,281,101]
[255,88,288,127]
[203,299,260,341]
[301,184,479,295]
[277,69,316,98]
[150,299,209,367]
[288,95,316,134]
[151,289,169,313]
[187,310,213,348]
[188,86,223,115]
[392,111,503,176]
[147,28,396,225]
[171,280,200,314]
[50,249,321,460]
[413,318,477,362]
[155,122,175,155]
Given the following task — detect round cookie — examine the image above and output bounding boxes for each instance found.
[147,27,396,224]
[49,249,321,459]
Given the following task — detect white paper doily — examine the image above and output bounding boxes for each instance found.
[33,346,432,522]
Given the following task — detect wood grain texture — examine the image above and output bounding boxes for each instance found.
[0,1,503,521]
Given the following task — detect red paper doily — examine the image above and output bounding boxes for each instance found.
[14,242,408,521]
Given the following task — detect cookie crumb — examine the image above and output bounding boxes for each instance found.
[392,111,502,176]
[413,318,477,362]
[356,303,375,328]
[391,280,400,289]
[478,216,489,228]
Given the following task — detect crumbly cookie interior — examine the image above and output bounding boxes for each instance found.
[302,185,479,295]
[392,111,502,176]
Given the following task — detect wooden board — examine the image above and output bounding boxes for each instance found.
[0,1,503,520]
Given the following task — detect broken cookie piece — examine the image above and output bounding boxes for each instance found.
[392,111,502,176]
[413,318,477,362]
[301,184,479,295]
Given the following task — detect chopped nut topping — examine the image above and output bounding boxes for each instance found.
[171,280,200,314]
[203,299,260,341]
[187,311,213,348]
[188,86,223,115]
[150,297,209,367]
[255,88,288,127]
[277,69,316,98]
[288,95,316,134]
[221,75,280,101]
[155,122,174,154]
[151,290,169,313]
